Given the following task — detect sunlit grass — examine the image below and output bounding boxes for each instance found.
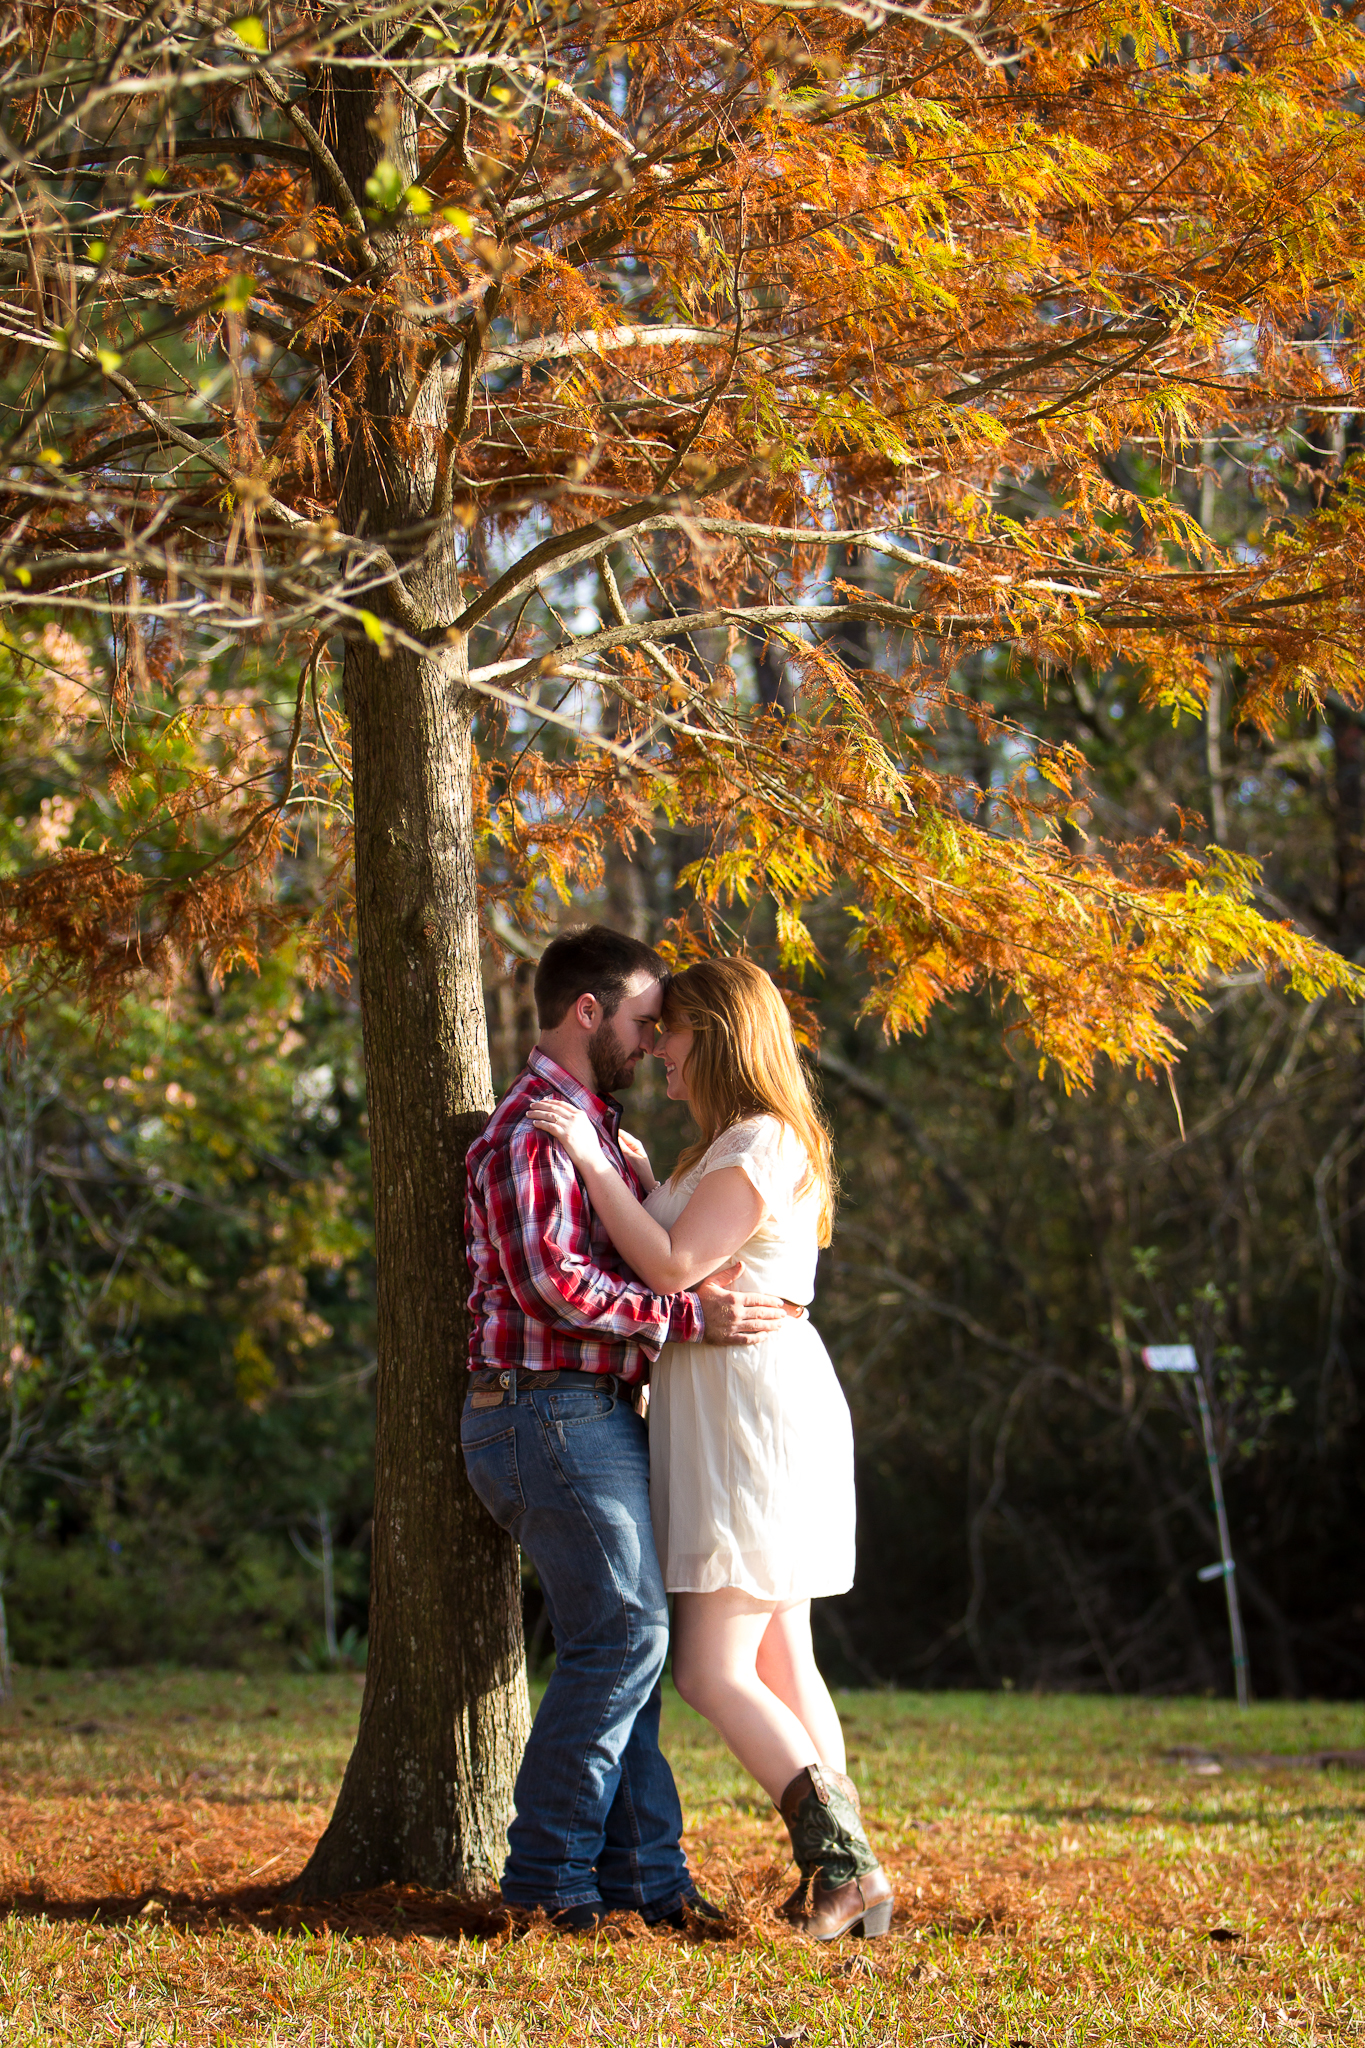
[1,1669,1362,2045]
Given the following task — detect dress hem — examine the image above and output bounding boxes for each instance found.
[664,1578,855,1599]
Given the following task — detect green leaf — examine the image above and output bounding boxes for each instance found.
[363,159,405,216]
[220,273,255,314]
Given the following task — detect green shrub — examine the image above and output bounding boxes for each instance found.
[5,1515,351,1670]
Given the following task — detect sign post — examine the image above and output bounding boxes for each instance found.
[1142,1344,1251,1709]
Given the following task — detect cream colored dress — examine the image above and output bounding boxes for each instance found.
[644,1115,856,1600]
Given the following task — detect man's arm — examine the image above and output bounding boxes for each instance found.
[486,1124,704,1355]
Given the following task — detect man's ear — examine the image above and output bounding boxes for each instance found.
[572,991,600,1032]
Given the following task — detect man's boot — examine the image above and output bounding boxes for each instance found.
[777,1764,893,1940]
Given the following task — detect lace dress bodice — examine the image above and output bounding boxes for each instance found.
[643,1115,819,1303]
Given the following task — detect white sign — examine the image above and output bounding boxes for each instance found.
[1142,1344,1199,1374]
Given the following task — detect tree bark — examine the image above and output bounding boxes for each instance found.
[295,61,529,1900]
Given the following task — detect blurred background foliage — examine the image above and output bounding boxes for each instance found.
[2,422,1362,1695]
[0,940,375,1672]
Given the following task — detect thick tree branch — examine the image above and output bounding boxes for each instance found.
[452,466,756,631]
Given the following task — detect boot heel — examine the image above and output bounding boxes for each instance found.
[855,1898,893,1938]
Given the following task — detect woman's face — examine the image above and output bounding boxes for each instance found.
[655,1018,695,1104]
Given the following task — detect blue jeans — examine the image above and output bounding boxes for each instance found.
[460,1374,694,1918]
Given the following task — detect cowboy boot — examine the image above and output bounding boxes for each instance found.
[778,1763,894,1939]
[778,1767,864,1918]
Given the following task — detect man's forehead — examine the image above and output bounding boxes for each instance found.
[620,973,664,1018]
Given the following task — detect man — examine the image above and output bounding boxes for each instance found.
[461,925,787,1928]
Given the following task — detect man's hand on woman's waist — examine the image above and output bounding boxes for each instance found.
[695,1260,790,1345]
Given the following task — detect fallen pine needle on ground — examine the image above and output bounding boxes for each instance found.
[0,1669,1361,2046]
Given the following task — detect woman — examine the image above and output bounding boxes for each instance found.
[527,957,892,1940]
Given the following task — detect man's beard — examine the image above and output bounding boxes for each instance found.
[587,1015,635,1094]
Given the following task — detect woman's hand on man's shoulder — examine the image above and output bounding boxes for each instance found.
[618,1129,658,1190]
[525,1096,608,1174]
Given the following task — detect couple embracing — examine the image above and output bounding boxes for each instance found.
[461,926,891,1940]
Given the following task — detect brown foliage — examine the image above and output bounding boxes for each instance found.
[3,0,1365,1068]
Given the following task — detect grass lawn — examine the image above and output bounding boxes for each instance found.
[0,1668,1362,2044]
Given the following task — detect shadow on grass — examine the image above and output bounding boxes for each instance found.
[0,1882,751,1944]
[22,1786,349,1807]
[1,1881,520,1941]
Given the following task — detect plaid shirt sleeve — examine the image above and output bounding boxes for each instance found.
[487,1121,703,1358]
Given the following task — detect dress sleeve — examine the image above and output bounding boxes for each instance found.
[698,1116,806,1220]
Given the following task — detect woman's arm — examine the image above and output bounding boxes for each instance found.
[524,1100,764,1292]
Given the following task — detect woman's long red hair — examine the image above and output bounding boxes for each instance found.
[663,958,836,1245]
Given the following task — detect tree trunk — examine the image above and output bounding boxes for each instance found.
[295,62,529,1900]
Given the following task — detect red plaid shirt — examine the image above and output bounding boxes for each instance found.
[465,1048,704,1382]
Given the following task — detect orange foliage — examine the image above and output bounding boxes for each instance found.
[3,0,1365,1070]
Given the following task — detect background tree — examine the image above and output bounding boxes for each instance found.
[4,0,1365,1890]
[0,1041,143,1698]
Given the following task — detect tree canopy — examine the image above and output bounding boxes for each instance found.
[4,0,1365,1074]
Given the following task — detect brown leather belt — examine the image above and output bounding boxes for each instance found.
[469,1366,633,1389]
[466,1365,635,1409]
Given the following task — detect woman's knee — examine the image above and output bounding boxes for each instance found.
[672,1636,746,1717]
[758,1636,820,1697]
[756,1606,814,1681]
[754,1628,791,1689]
[669,1643,712,1713]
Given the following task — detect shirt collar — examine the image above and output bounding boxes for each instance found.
[527,1046,622,1138]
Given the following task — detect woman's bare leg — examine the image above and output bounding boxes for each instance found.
[755,1602,846,1773]
[671,1589,841,1804]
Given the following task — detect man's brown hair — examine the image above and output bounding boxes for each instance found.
[533,925,668,1029]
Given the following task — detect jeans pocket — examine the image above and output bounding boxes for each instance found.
[460,1423,525,1529]
[547,1388,615,1426]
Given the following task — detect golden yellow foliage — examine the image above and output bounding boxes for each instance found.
[4,0,1365,1069]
